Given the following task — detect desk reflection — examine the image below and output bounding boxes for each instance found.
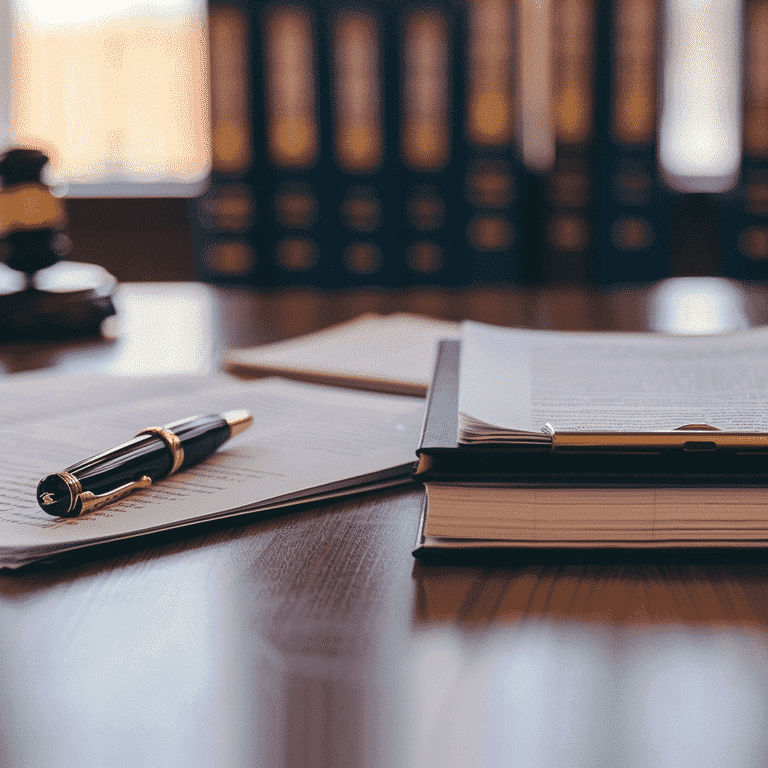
[412,563,768,768]
[0,282,220,376]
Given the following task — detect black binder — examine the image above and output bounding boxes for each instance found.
[594,0,673,285]
[415,340,768,485]
[413,339,768,559]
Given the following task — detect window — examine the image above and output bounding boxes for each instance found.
[3,0,209,195]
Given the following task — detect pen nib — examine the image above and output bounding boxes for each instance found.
[40,492,56,505]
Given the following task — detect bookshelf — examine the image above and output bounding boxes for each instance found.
[195,0,768,288]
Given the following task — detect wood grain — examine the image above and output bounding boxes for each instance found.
[2,282,768,767]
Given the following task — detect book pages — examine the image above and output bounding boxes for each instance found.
[226,313,460,396]
[458,321,768,443]
[423,483,768,543]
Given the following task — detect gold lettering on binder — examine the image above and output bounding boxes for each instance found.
[613,0,657,144]
[402,9,450,171]
[265,7,319,168]
[333,11,383,173]
[210,5,252,173]
[553,0,594,144]
[466,0,515,148]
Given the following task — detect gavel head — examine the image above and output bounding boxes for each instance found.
[0,148,50,187]
[0,148,68,278]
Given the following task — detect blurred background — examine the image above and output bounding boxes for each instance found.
[0,0,763,287]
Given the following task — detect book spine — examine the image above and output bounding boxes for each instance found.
[260,2,341,287]
[596,0,672,285]
[399,1,469,287]
[539,0,597,284]
[193,1,337,287]
[462,0,527,285]
[718,0,768,278]
[514,0,554,282]
[192,0,263,285]
[324,4,404,288]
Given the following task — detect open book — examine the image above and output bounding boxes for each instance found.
[458,321,768,446]
[0,372,424,568]
[412,324,768,556]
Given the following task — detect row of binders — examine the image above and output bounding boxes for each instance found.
[192,0,768,288]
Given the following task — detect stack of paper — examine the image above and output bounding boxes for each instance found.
[225,312,459,396]
[0,372,424,568]
[413,322,768,556]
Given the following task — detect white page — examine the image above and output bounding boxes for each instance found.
[459,322,768,441]
[423,484,768,543]
[226,313,459,395]
[0,371,226,428]
[0,375,425,567]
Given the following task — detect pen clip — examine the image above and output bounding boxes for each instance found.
[77,475,152,515]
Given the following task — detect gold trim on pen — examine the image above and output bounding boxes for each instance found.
[37,411,254,517]
[223,409,253,437]
[40,471,154,516]
[136,426,185,474]
[51,470,82,515]
[78,475,153,514]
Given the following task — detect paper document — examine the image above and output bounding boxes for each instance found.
[226,313,460,396]
[458,321,768,443]
[0,373,425,568]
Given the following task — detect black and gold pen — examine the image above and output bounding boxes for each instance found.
[36,410,253,517]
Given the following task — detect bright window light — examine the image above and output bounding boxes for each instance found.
[659,0,742,192]
[6,0,210,195]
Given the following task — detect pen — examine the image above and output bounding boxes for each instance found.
[36,410,254,517]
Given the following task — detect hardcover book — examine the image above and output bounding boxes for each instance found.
[413,324,768,556]
[462,0,527,285]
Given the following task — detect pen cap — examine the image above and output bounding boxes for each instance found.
[37,473,81,517]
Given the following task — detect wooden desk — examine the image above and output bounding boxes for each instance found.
[2,280,768,768]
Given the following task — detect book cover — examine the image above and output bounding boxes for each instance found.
[191,0,263,285]
[260,2,340,287]
[413,330,768,558]
[325,4,404,288]
[415,333,768,483]
[195,2,340,288]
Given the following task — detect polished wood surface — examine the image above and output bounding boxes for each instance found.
[2,280,768,768]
